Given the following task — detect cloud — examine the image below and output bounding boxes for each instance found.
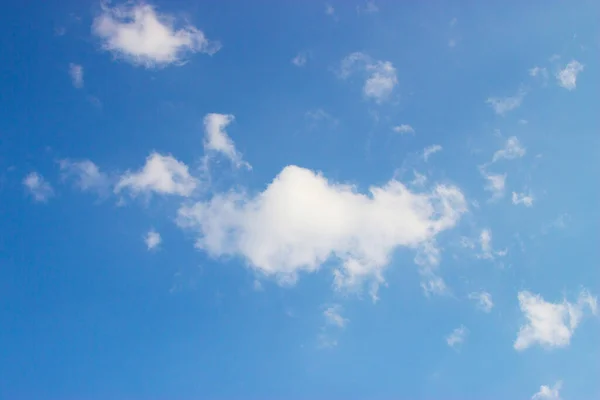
[177,165,467,297]
[393,124,415,135]
[323,304,348,328]
[529,66,549,81]
[115,152,198,197]
[446,325,468,348]
[357,1,379,14]
[531,381,562,400]
[203,113,250,169]
[291,52,308,67]
[325,3,336,18]
[145,229,161,250]
[59,159,110,195]
[23,172,54,202]
[469,291,494,312]
[339,52,398,103]
[486,89,526,115]
[69,63,84,88]
[512,191,534,207]
[478,228,506,260]
[482,170,506,200]
[423,145,442,162]
[556,60,583,90]
[493,136,526,162]
[515,289,597,351]
[92,2,220,68]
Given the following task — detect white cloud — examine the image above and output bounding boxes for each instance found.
[177,165,467,296]
[423,145,442,162]
[469,291,494,312]
[529,66,549,81]
[556,60,583,90]
[515,289,597,351]
[115,152,198,197]
[446,325,468,348]
[69,63,84,88]
[203,113,250,169]
[493,136,526,162]
[323,304,348,328]
[512,191,534,207]
[339,52,398,103]
[145,229,161,250]
[291,52,308,67]
[92,2,220,68]
[478,229,506,260]
[532,381,562,400]
[59,159,110,195]
[23,172,54,202]
[482,170,506,200]
[486,90,526,115]
[393,124,415,135]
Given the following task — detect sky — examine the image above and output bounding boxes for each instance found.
[0,1,599,399]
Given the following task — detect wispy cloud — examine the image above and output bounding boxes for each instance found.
[446,325,468,348]
[423,144,442,161]
[469,291,494,312]
[512,191,534,207]
[23,172,54,202]
[145,229,161,250]
[339,52,398,103]
[69,63,84,88]
[291,51,308,67]
[486,89,526,115]
[393,124,415,135]
[492,136,526,162]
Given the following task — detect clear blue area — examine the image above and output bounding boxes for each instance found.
[1,1,598,399]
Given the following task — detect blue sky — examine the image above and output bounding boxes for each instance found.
[1,1,599,399]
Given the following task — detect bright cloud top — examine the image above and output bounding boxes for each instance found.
[177,165,467,294]
[531,381,562,400]
[115,152,198,197]
[92,2,221,68]
[23,172,54,202]
[515,289,597,351]
[203,113,250,169]
[339,52,398,102]
[556,60,584,90]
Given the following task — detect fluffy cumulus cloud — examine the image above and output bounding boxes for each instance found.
[339,52,398,103]
[492,136,526,162]
[203,113,250,169]
[23,172,54,202]
[115,152,198,197]
[393,124,415,135]
[556,60,584,90]
[145,229,162,250]
[469,291,494,312]
[531,381,562,400]
[59,159,110,195]
[177,165,467,296]
[486,89,526,115]
[69,63,84,88]
[515,289,597,351]
[92,2,220,68]
[446,325,468,348]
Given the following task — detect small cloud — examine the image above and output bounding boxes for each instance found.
[515,289,597,350]
[556,60,584,90]
[392,124,415,135]
[529,66,549,82]
[305,109,338,129]
[325,3,336,18]
[492,136,526,162]
[339,52,398,103]
[69,63,84,88]
[423,144,442,161]
[59,159,110,195]
[531,381,562,400]
[323,304,348,328]
[23,172,54,202]
[291,51,308,67]
[512,191,534,207]
[115,152,198,197]
[481,170,506,200]
[145,229,161,250]
[357,1,379,14]
[469,291,494,312]
[203,113,250,169]
[92,2,220,68]
[446,325,468,348]
[478,228,507,260]
[486,89,526,115]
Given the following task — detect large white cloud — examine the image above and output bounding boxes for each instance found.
[115,152,198,197]
[177,165,467,296]
[515,289,597,350]
[92,2,220,68]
